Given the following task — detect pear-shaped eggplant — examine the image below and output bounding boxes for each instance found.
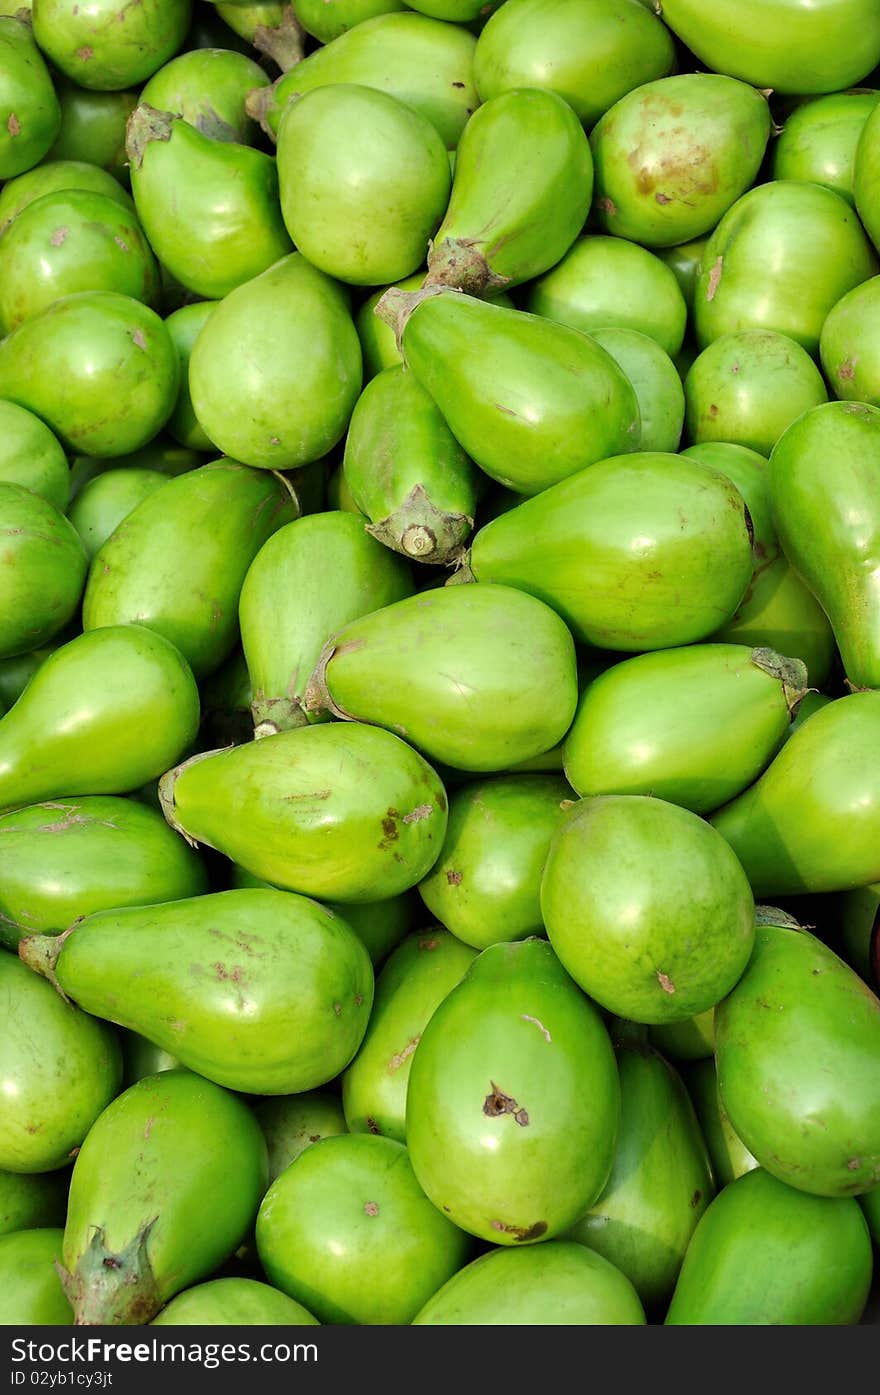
[0,1169,68,1236]
[0,1229,73,1325]
[152,1277,318,1326]
[0,483,87,659]
[0,15,61,179]
[254,1091,348,1184]
[685,1058,759,1190]
[139,46,270,145]
[0,157,134,236]
[68,466,169,560]
[0,400,69,512]
[774,90,880,206]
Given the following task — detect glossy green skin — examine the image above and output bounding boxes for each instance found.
[685,1057,758,1190]
[0,624,200,813]
[473,0,674,129]
[213,0,287,43]
[820,275,880,405]
[120,1031,180,1088]
[563,644,800,816]
[254,12,477,148]
[188,253,362,471]
[254,1092,348,1185]
[0,1229,72,1324]
[0,158,133,235]
[417,775,570,949]
[588,328,684,454]
[650,1009,714,1064]
[405,938,621,1244]
[240,510,413,735]
[685,331,828,457]
[32,0,193,90]
[655,238,707,315]
[0,483,87,659]
[694,181,878,355]
[0,16,61,179]
[83,459,297,679]
[128,107,292,300]
[161,723,447,903]
[665,1168,872,1325]
[862,1187,880,1246]
[591,74,770,249]
[567,1046,713,1309]
[153,1277,318,1325]
[469,452,753,650]
[68,437,198,499]
[296,0,405,43]
[0,950,121,1173]
[163,300,217,450]
[397,291,640,496]
[44,888,373,1094]
[715,920,880,1196]
[0,1168,68,1235]
[357,277,513,380]
[541,796,755,1025]
[68,467,168,561]
[256,1133,470,1324]
[316,583,578,773]
[61,1071,268,1324]
[0,795,206,949]
[0,400,69,512]
[342,930,477,1142]
[140,47,269,144]
[856,103,880,250]
[774,90,880,205]
[47,82,137,180]
[523,235,687,358]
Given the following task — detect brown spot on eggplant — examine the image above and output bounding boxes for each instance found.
[446,869,463,886]
[490,1219,548,1242]
[483,1082,530,1126]
[387,1035,421,1073]
[364,1201,379,1216]
[657,971,676,994]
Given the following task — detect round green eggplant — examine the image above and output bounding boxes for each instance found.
[0,483,86,658]
[377,286,640,496]
[120,1031,181,1088]
[0,400,69,512]
[0,1169,68,1235]
[0,624,200,814]
[466,451,754,650]
[295,0,406,44]
[541,796,755,1025]
[256,1133,471,1325]
[587,328,684,454]
[32,0,193,91]
[563,644,807,816]
[159,723,447,903]
[0,1229,73,1324]
[254,1092,348,1185]
[305,583,578,773]
[417,775,571,949]
[68,466,168,560]
[715,912,880,1197]
[0,157,134,235]
[0,290,179,458]
[665,1168,873,1325]
[650,1009,715,1064]
[685,1057,759,1190]
[0,15,61,179]
[240,509,413,736]
[188,252,362,471]
[0,949,121,1173]
[405,938,621,1244]
[60,1070,268,1325]
[163,300,217,450]
[46,81,138,181]
[342,930,477,1142]
[152,1277,318,1325]
[821,274,880,405]
[590,74,770,249]
[773,90,880,205]
[139,46,269,144]
[0,796,207,949]
[21,887,374,1095]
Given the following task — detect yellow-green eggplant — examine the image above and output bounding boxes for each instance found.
[0,1229,73,1324]
[67,436,198,499]
[665,1169,872,1325]
[31,0,192,91]
[0,483,87,659]
[685,1057,759,1190]
[0,157,134,235]
[0,15,61,179]
[405,938,621,1244]
[821,276,880,406]
[254,1092,348,1185]
[341,367,479,565]
[0,949,121,1174]
[342,929,478,1142]
[159,723,447,902]
[0,1168,68,1235]
[295,0,406,44]
[139,46,270,145]
[464,452,754,650]
[20,887,374,1095]
[82,459,298,679]
[714,909,880,1197]
[214,0,297,51]
[59,1070,268,1325]
[305,583,578,773]
[163,300,218,451]
[152,1277,318,1326]
[0,400,69,512]
[240,509,413,736]
[587,328,684,454]
[356,272,514,381]
[774,90,880,206]
[563,644,808,816]
[67,466,168,560]
[0,625,200,813]
[423,88,593,296]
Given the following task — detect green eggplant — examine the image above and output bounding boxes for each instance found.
[20,887,374,1095]
[472,0,675,129]
[862,1187,880,1247]
[541,796,755,1025]
[296,0,405,44]
[821,275,880,405]
[342,930,478,1142]
[188,252,362,471]
[59,1070,268,1325]
[214,0,297,50]
[685,1057,759,1189]
[31,0,193,91]
[163,300,218,451]
[247,11,477,148]
[665,1169,872,1325]
[562,644,808,816]
[785,689,834,741]
[0,645,57,712]
[0,949,121,1173]
[0,290,179,458]
[305,583,578,773]
[649,1009,715,1064]
[587,328,684,454]
[341,367,479,565]
[0,796,207,949]
[655,237,708,315]
[417,774,571,949]
[82,459,298,679]
[405,938,621,1244]
[0,156,134,235]
[0,1229,73,1324]
[0,1168,68,1235]
[127,105,292,300]
[0,625,200,813]
[0,483,87,658]
[694,181,878,355]
[67,436,199,499]
[774,90,880,206]
[120,1031,181,1088]
[46,81,138,183]
[567,1042,714,1310]
[714,910,880,1197]
[833,883,880,987]
[356,272,514,381]
[376,287,640,496]
[465,451,754,650]
[856,103,880,252]
[0,401,70,512]
[253,1092,348,1184]
[139,46,270,144]
[152,1277,318,1325]
[0,15,61,179]
[256,1133,471,1325]
[159,723,447,902]
[423,88,593,297]
[67,466,169,560]
[240,509,413,736]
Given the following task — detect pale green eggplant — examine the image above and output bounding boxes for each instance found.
[774,90,880,206]
[152,1277,318,1326]
[587,328,684,454]
[0,14,61,179]
[0,1229,72,1324]
[0,483,87,659]
[138,46,270,145]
